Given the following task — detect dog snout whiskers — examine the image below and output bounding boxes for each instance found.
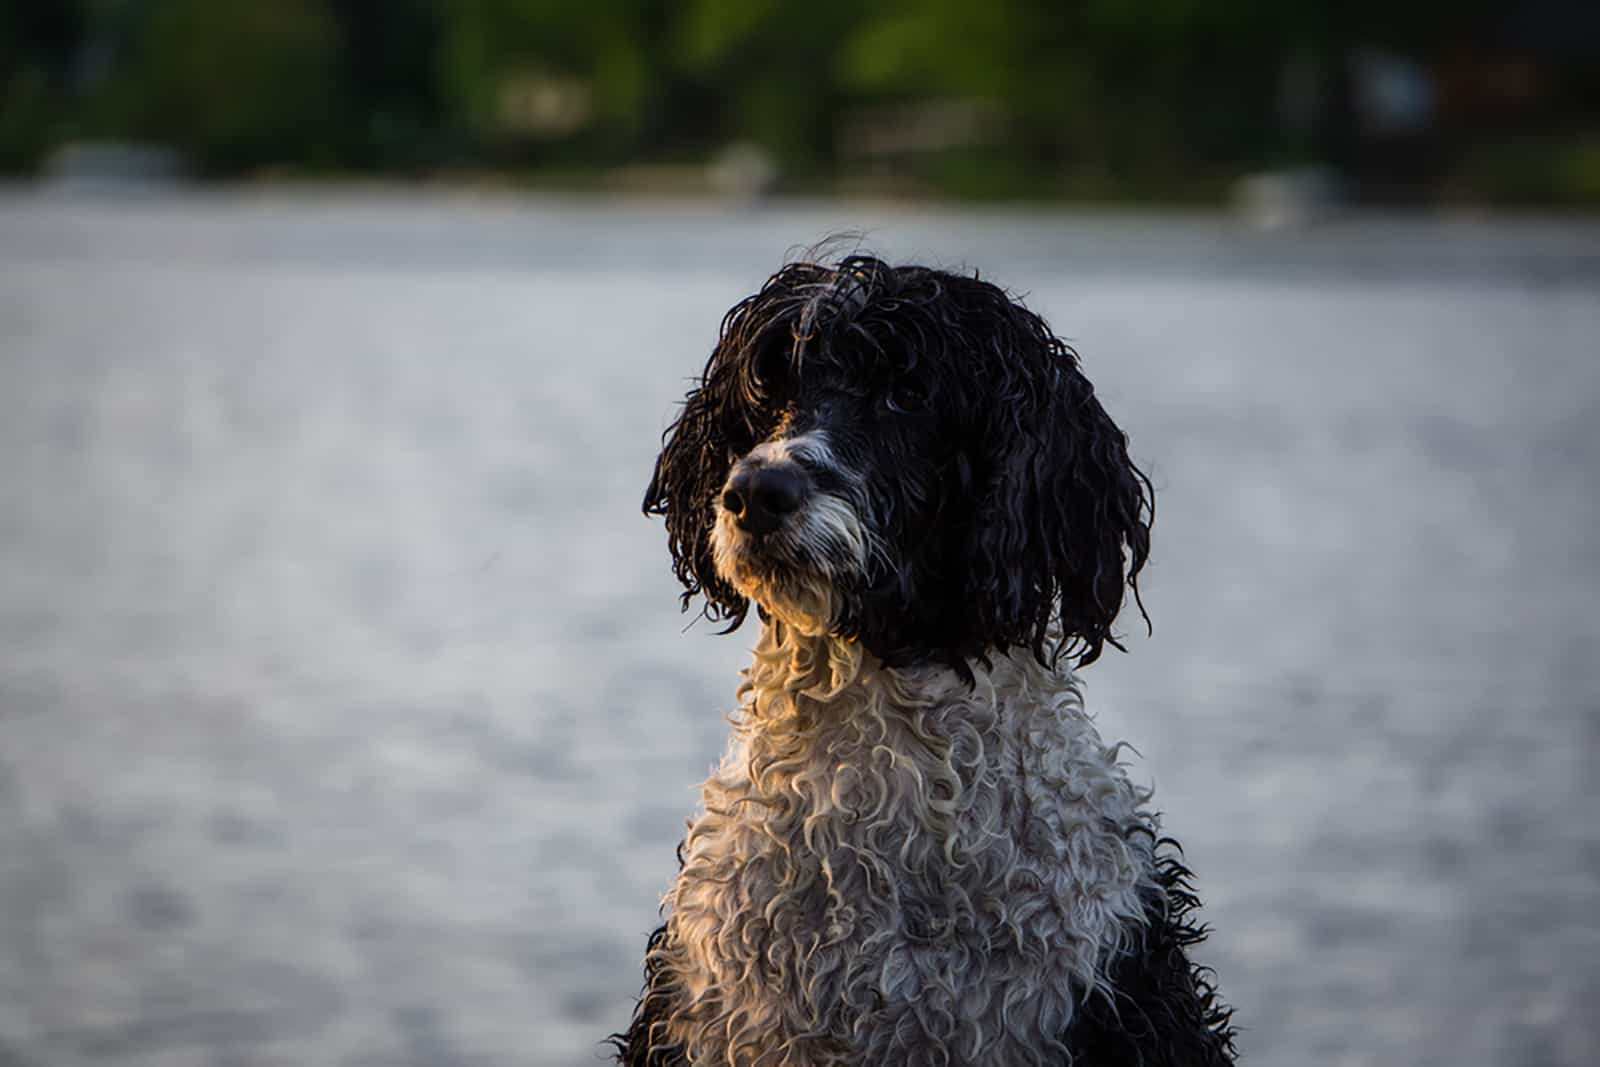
[722,464,807,535]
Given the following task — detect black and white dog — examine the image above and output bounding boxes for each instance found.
[615,255,1233,1066]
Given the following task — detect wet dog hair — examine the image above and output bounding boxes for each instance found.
[614,254,1234,1066]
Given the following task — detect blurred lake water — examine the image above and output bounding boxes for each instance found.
[1,191,1597,1066]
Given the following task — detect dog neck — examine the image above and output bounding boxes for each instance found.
[735,616,1049,725]
[740,619,884,716]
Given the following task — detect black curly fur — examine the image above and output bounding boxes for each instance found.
[611,838,1235,1067]
[609,922,688,1067]
[1063,833,1238,1066]
[642,254,1153,675]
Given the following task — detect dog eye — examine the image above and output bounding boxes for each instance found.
[753,348,791,395]
[885,382,927,413]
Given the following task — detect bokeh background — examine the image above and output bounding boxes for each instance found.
[3,3,1599,1067]
[4,0,1600,206]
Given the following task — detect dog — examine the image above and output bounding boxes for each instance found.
[613,254,1234,1066]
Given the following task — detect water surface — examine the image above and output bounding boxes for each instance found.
[1,192,1597,1066]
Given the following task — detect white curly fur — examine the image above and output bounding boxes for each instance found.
[710,432,879,638]
[648,619,1162,1066]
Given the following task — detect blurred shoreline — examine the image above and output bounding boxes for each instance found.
[7,181,1599,290]
[11,168,1600,220]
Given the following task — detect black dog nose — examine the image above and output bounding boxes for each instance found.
[722,465,806,534]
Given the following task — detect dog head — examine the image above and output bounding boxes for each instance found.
[644,255,1152,674]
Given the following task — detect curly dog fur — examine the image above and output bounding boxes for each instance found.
[613,254,1234,1065]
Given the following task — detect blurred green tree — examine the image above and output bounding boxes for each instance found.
[329,0,449,169]
[438,0,684,162]
[841,0,1299,194]
[0,0,88,170]
[121,0,346,173]
[670,0,865,170]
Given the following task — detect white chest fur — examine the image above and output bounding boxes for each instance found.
[652,623,1160,1066]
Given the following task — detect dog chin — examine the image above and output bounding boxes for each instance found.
[712,520,839,636]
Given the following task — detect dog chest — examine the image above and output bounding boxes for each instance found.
[657,635,1157,1064]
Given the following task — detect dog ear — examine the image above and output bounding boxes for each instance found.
[643,269,815,629]
[964,326,1152,668]
[642,358,753,632]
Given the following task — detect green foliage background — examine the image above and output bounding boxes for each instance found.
[1,0,1596,203]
